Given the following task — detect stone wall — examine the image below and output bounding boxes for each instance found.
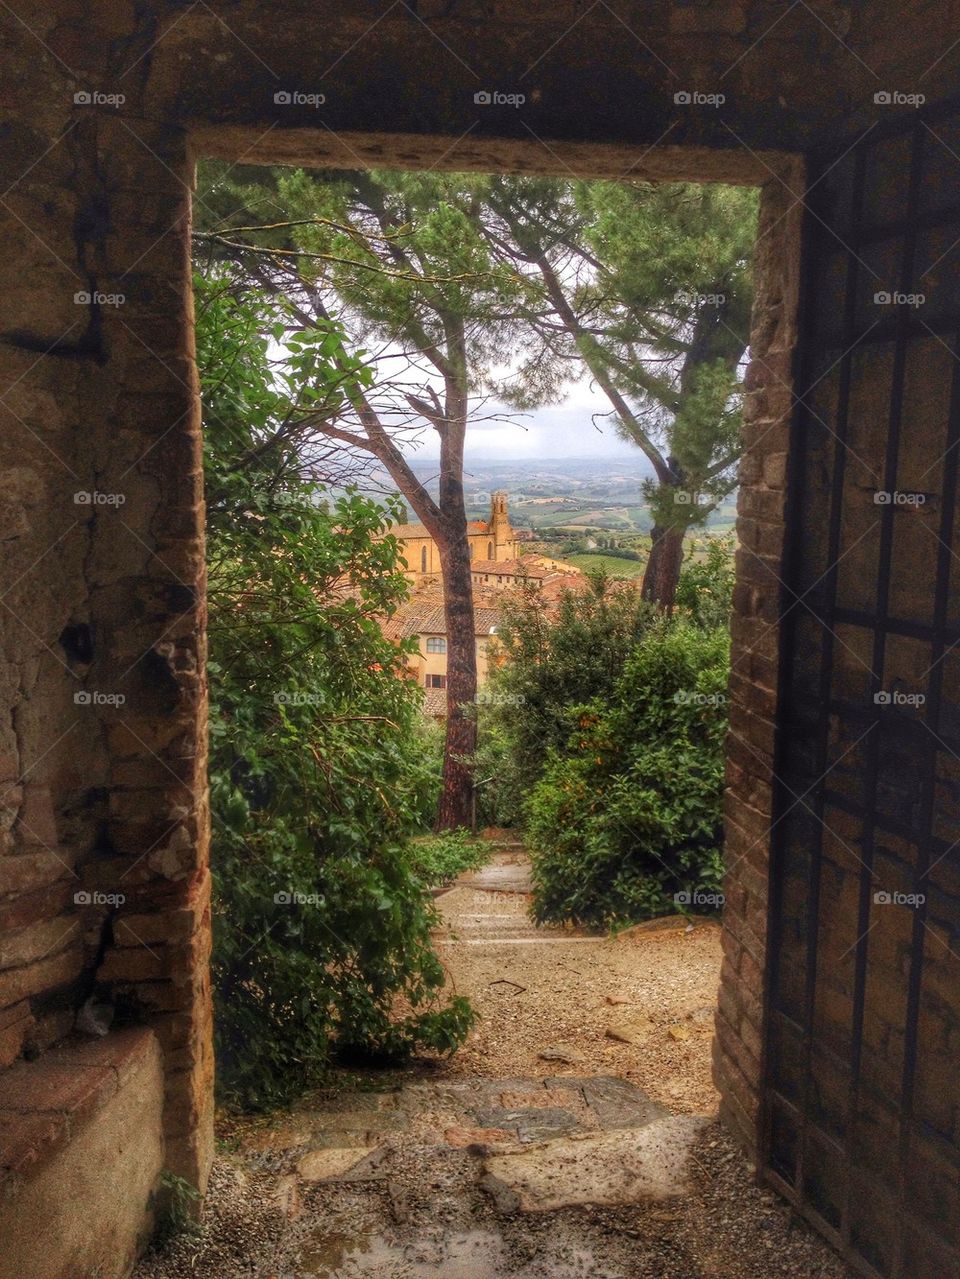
[0,105,213,1189]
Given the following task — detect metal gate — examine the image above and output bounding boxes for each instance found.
[762,100,960,1278]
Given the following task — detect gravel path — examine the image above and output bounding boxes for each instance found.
[433,873,722,1114]
[136,851,854,1279]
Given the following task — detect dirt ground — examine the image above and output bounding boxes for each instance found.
[135,854,853,1279]
[435,882,722,1115]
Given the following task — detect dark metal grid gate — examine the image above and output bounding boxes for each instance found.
[762,100,960,1279]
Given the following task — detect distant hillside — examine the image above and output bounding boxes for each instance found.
[322,455,736,536]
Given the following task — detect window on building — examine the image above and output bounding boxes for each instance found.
[487,540,493,559]
[469,543,474,559]
[425,673,447,689]
[425,636,446,654]
[420,546,427,573]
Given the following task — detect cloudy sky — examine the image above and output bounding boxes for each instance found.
[398,380,644,464]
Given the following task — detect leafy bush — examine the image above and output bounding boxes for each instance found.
[471,714,528,828]
[408,829,489,888]
[526,621,729,929]
[480,573,654,805]
[197,272,473,1108]
[406,718,446,832]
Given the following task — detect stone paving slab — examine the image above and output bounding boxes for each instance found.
[577,1076,671,1129]
[482,1115,709,1212]
[455,854,534,895]
[473,1105,583,1143]
[287,1073,686,1196]
[297,1143,391,1183]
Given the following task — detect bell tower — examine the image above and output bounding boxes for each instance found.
[489,490,512,557]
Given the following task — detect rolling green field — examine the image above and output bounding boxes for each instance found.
[565,552,646,578]
[559,530,736,582]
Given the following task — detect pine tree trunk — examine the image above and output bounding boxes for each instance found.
[434,531,477,830]
[641,524,685,608]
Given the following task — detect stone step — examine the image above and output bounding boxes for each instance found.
[454,861,534,894]
[435,937,606,947]
[432,912,549,940]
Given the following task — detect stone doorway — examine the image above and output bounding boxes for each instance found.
[4,6,960,1276]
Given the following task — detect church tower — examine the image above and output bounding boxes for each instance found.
[489,490,512,557]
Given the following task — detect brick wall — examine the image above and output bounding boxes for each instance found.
[712,161,805,1155]
[0,100,213,1189]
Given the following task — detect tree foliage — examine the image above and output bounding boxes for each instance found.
[196,270,473,1108]
[194,163,539,828]
[476,177,758,603]
[675,536,737,630]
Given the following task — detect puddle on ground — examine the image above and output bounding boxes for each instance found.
[298,1227,619,1277]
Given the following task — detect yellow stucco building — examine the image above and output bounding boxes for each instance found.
[391,491,520,579]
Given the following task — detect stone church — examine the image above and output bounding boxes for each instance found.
[391,490,520,579]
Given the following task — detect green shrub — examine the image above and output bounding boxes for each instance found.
[408,829,489,888]
[526,621,729,928]
[471,714,527,828]
[407,718,446,831]
[479,573,654,805]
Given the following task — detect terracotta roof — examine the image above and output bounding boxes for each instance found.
[470,558,551,578]
[386,520,490,538]
[540,572,597,600]
[386,521,429,538]
[422,688,447,717]
[397,605,502,638]
[378,580,507,643]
